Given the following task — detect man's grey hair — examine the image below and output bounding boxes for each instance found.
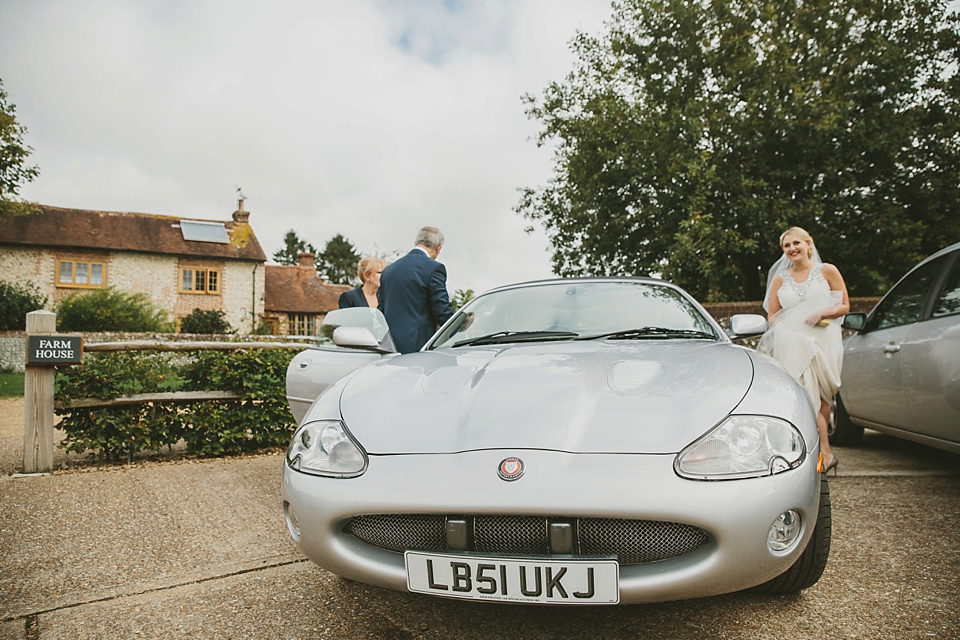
[415,226,444,249]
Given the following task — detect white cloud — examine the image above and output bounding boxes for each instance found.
[0,0,612,295]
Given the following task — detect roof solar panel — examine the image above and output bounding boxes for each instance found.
[180,220,230,244]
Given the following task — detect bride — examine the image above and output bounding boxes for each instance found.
[759,226,850,475]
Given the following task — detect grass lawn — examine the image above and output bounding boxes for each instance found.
[0,372,25,397]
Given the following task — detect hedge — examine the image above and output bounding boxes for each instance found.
[55,348,297,462]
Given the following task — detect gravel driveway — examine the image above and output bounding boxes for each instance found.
[2,397,958,639]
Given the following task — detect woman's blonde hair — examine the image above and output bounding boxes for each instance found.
[779,226,814,259]
[357,256,386,284]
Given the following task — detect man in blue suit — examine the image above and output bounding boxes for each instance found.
[379,226,454,353]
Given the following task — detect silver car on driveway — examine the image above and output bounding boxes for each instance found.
[831,241,960,453]
[283,278,831,605]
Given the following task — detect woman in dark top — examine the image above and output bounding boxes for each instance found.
[338,256,386,309]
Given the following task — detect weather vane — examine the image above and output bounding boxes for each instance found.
[235,185,246,201]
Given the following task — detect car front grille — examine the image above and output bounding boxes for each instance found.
[345,514,708,565]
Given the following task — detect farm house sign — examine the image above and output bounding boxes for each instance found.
[26,335,84,365]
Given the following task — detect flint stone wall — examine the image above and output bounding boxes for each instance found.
[0,246,266,335]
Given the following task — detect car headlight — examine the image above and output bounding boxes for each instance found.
[675,415,805,480]
[286,420,367,477]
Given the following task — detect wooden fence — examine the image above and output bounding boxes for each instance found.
[22,311,304,474]
[54,340,304,411]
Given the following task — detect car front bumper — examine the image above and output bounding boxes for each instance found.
[281,449,822,604]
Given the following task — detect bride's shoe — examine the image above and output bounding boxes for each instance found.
[822,453,839,476]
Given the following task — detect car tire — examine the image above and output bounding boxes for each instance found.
[752,476,832,595]
[828,394,864,446]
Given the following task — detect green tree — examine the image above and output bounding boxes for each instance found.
[317,234,361,285]
[451,289,475,312]
[273,229,315,265]
[0,79,40,217]
[517,0,960,301]
[57,287,172,332]
[0,280,47,330]
[179,308,234,334]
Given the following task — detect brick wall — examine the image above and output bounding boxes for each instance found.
[702,297,881,326]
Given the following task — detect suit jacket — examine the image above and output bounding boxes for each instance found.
[378,248,454,353]
[338,287,368,309]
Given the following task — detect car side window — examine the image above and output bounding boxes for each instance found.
[931,253,960,318]
[871,256,946,330]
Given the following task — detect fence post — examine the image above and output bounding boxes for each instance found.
[23,310,56,474]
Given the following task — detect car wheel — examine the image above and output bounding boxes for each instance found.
[828,394,864,446]
[752,476,831,595]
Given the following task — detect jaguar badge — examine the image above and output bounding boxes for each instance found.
[497,457,524,481]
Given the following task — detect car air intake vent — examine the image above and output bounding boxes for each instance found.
[345,514,708,565]
[346,513,447,553]
[474,515,550,555]
[578,518,707,564]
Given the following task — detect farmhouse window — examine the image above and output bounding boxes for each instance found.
[57,260,105,288]
[288,313,315,335]
[180,268,220,294]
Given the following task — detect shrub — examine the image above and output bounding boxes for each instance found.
[56,352,186,461]
[180,349,295,454]
[57,287,172,332]
[0,280,48,330]
[180,308,233,334]
[55,347,297,461]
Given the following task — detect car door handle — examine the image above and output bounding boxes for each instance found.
[883,343,901,354]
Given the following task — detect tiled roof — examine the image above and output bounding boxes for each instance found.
[264,264,349,313]
[0,205,267,261]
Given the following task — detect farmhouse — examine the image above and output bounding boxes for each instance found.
[0,201,267,332]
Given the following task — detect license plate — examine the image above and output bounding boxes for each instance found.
[404,551,619,604]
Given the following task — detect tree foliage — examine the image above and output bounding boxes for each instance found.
[57,287,172,332]
[517,0,960,300]
[0,280,48,330]
[272,229,315,265]
[317,233,361,285]
[179,308,234,334]
[0,79,40,217]
[452,289,475,312]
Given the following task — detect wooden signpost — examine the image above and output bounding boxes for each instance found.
[22,311,83,474]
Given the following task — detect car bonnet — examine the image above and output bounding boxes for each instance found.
[337,340,754,455]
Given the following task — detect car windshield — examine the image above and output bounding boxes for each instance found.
[314,308,391,347]
[430,281,717,349]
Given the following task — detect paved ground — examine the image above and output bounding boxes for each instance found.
[1,397,959,639]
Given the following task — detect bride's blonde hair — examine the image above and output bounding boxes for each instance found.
[779,226,814,259]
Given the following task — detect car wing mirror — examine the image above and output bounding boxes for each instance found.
[728,314,768,338]
[333,327,392,352]
[841,313,867,332]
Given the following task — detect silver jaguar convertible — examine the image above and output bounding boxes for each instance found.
[282,278,831,605]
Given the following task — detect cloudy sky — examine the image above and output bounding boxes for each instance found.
[0,0,613,296]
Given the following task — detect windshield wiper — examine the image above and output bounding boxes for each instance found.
[578,327,716,341]
[452,330,580,348]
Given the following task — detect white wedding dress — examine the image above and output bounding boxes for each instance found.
[759,263,843,409]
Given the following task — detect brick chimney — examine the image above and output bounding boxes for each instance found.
[232,198,249,224]
[298,252,316,268]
